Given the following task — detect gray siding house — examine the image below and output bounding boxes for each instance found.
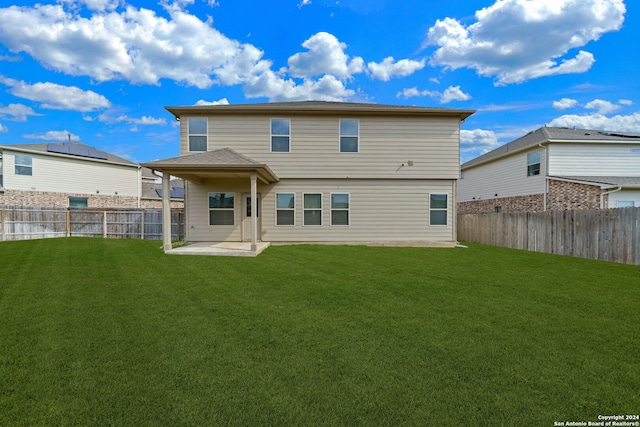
[458,127,640,214]
[143,101,473,253]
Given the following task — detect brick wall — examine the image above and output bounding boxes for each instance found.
[547,179,604,210]
[0,189,139,208]
[457,180,607,214]
[458,194,544,214]
[140,199,184,209]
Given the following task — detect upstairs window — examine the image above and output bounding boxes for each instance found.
[209,193,235,225]
[527,151,541,176]
[340,119,359,152]
[188,118,208,152]
[271,119,290,152]
[15,155,33,176]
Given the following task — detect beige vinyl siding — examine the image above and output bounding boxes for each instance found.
[186,178,456,244]
[180,115,461,179]
[458,149,546,202]
[186,179,248,242]
[548,143,640,176]
[4,150,139,197]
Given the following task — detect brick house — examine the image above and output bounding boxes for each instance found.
[458,127,640,214]
[0,142,141,208]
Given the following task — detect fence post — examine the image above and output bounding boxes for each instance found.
[141,209,145,240]
[66,210,71,237]
[103,210,107,238]
[1,207,4,241]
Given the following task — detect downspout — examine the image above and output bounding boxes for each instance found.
[600,186,622,209]
[539,143,547,211]
[137,166,142,208]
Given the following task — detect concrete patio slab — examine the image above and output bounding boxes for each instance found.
[166,241,270,257]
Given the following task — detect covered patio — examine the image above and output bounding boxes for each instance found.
[142,148,279,256]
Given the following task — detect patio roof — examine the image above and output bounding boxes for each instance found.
[141,147,279,184]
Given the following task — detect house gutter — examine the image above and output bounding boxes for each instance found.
[539,143,548,211]
[600,186,622,209]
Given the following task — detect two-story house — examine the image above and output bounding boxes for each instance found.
[142,101,474,253]
[0,142,141,208]
[458,127,640,214]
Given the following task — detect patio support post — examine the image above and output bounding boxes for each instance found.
[251,171,257,252]
[162,172,172,252]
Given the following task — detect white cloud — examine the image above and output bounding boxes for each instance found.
[461,129,499,152]
[0,3,271,89]
[426,0,626,85]
[549,112,640,132]
[194,98,230,106]
[0,123,7,132]
[58,0,121,12]
[619,99,633,106]
[0,103,43,122]
[553,98,579,110]
[243,71,354,102]
[460,129,501,162]
[298,0,311,8]
[397,85,471,104]
[0,75,111,112]
[287,32,364,80]
[585,99,620,115]
[440,85,471,104]
[366,57,426,81]
[397,87,439,99]
[23,130,81,141]
[98,111,166,125]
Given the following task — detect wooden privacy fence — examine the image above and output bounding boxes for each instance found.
[0,206,185,241]
[457,207,640,265]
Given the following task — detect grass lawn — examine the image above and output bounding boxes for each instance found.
[0,238,638,426]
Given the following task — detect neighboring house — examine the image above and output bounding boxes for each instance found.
[0,142,141,208]
[458,127,640,214]
[140,167,184,208]
[142,101,474,251]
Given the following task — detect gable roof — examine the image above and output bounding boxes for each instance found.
[462,127,640,170]
[0,142,137,167]
[166,100,475,120]
[141,147,279,184]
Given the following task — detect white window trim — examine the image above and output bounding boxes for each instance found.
[527,150,541,177]
[330,192,350,226]
[429,193,449,226]
[271,118,291,153]
[275,192,296,226]
[188,118,208,152]
[617,200,635,208]
[15,154,33,176]
[303,193,323,226]
[208,192,235,226]
[339,119,359,153]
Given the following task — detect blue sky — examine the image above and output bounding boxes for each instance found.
[0,0,636,163]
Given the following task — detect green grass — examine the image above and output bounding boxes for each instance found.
[0,238,638,426]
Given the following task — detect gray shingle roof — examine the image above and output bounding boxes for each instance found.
[462,127,640,170]
[0,142,137,166]
[142,147,262,167]
[550,176,640,188]
[166,100,475,120]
